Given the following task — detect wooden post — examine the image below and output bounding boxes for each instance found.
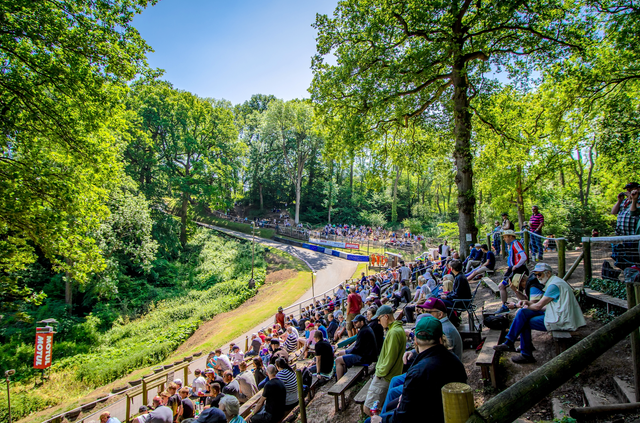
[557,239,566,279]
[582,237,592,282]
[183,364,189,387]
[627,282,640,402]
[564,251,584,282]
[501,236,507,258]
[296,369,307,423]
[126,396,131,423]
[486,235,491,251]
[442,382,475,423]
[523,231,530,264]
[466,303,640,423]
[142,379,148,406]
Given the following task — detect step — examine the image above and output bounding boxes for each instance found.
[551,397,571,421]
[613,376,636,403]
[583,386,616,407]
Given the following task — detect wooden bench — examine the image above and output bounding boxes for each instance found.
[551,330,575,355]
[583,288,628,312]
[239,389,264,418]
[482,277,500,298]
[476,329,505,388]
[354,377,373,414]
[327,366,366,412]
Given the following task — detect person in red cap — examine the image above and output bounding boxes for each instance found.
[416,298,463,359]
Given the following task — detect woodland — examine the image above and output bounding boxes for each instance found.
[1,0,639,420]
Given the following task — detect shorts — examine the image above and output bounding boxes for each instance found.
[364,375,390,412]
[342,354,363,368]
[346,313,356,330]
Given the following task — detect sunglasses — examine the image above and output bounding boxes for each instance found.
[533,272,543,277]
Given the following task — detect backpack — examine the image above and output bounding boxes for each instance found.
[483,313,512,330]
[602,261,622,281]
[508,221,515,230]
[301,366,312,386]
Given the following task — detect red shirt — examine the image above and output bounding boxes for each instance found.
[347,293,362,314]
[275,312,285,327]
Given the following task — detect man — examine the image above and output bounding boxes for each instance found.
[416,298,463,359]
[204,382,225,408]
[529,205,545,261]
[501,212,514,231]
[464,243,483,273]
[391,281,412,308]
[497,229,529,314]
[133,404,174,423]
[100,412,121,423]
[247,365,287,423]
[467,244,496,281]
[274,306,285,328]
[213,348,232,375]
[439,259,472,313]
[363,305,406,417]
[335,314,378,379]
[191,369,207,399]
[613,182,640,235]
[282,325,298,353]
[221,370,246,402]
[308,330,334,377]
[166,383,181,421]
[333,313,347,342]
[268,339,289,366]
[439,240,451,261]
[366,306,384,356]
[326,313,338,340]
[492,220,502,255]
[246,334,262,357]
[381,315,467,423]
[236,362,258,403]
[629,188,640,235]
[346,286,363,337]
[398,261,410,283]
[230,345,244,377]
[177,387,194,421]
[494,263,586,363]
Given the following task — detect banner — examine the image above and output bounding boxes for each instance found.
[34,332,53,369]
[310,238,360,250]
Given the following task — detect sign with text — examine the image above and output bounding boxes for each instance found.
[33,332,53,369]
[310,238,360,250]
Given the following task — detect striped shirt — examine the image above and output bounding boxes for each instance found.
[529,212,544,232]
[276,369,299,405]
[284,332,298,353]
[508,240,527,269]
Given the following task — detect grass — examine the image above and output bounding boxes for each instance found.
[19,239,311,423]
[192,208,276,239]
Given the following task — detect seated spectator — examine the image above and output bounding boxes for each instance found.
[282,325,299,353]
[463,243,484,273]
[274,358,298,410]
[214,348,233,375]
[236,362,258,403]
[439,260,472,314]
[246,334,262,357]
[315,320,328,340]
[333,314,347,342]
[222,371,247,403]
[133,405,173,423]
[253,357,268,389]
[366,305,384,356]
[268,339,288,365]
[392,281,412,308]
[203,382,225,408]
[230,345,244,377]
[494,263,587,364]
[196,405,227,423]
[415,298,463,359]
[166,383,181,421]
[466,244,496,281]
[308,330,334,378]
[219,394,246,423]
[326,313,338,340]
[335,314,378,379]
[100,412,121,423]
[191,369,207,403]
[177,387,194,421]
[375,315,467,423]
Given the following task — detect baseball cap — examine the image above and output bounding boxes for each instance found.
[139,406,148,413]
[414,314,443,341]
[173,378,182,385]
[372,305,394,319]
[533,262,553,273]
[474,243,481,247]
[204,369,214,374]
[416,297,447,313]
[625,182,640,189]
[353,314,367,324]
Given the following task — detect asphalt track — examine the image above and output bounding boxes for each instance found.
[76,224,357,423]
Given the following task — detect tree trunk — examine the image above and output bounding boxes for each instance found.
[392,166,401,222]
[328,163,334,224]
[258,182,264,211]
[65,257,72,312]
[516,166,526,229]
[180,192,190,246]
[295,178,301,224]
[452,58,477,259]
[349,156,354,195]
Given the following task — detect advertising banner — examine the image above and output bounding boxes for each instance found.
[34,332,53,369]
[345,243,360,250]
[310,238,360,250]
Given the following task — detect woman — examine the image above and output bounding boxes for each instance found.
[219,394,245,423]
[275,357,299,409]
[252,357,268,388]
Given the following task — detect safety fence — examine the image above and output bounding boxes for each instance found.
[582,234,640,284]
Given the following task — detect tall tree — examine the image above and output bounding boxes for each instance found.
[311,0,591,255]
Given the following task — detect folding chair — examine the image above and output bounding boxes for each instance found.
[448,281,482,331]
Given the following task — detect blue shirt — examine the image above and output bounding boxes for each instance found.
[545,284,560,302]
[485,251,496,270]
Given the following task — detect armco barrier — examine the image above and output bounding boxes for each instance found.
[272,237,369,262]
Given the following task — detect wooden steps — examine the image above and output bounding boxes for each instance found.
[613,376,636,403]
[476,329,505,388]
[482,277,500,298]
[327,366,366,412]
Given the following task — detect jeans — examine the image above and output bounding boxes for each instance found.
[531,231,544,259]
[382,374,405,413]
[506,308,547,356]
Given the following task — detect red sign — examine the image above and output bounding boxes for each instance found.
[34,332,53,369]
[345,243,360,250]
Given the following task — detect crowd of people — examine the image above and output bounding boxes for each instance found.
[317,224,425,244]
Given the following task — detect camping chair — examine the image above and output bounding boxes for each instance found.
[448,281,482,331]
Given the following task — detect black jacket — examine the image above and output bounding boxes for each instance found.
[446,273,472,301]
[347,325,377,364]
[384,344,467,423]
[369,319,384,357]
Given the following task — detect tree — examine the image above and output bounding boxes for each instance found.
[128,81,243,245]
[311,0,591,255]
[261,99,323,223]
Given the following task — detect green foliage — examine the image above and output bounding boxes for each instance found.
[401,218,424,235]
[585,278,626,300]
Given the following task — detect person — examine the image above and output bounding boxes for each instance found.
[308,330,334,377]
[335,314,378,379]
[274,358,298,409]
[439,259,472,313]
[380,315,467,423]
[415,298,463,359]
[629,188,640,235]
[236,362,258,403]
[467,244,496,281]
[392,280,412,308]
[529,205,545,261]
[492,220,502,255]
[612,182,640,235]
[333,313,347,342]
[398,261,410,283]
[366,305,384,356]
[191,369,207,401]
[195,405,227,423]
[219,394,246,423]
[346,286,363,337]
[497,229,529,314]
[267,339,288,366]
[100,412,121,423]
[494,263,587,363]
[246,334,262,357]
[502,212,514,231]
[439,240,450,261]
[464,243,483,273]
[222,371,246,403]
[274,306,285,328]
[230,345,244,377]
[177,387,194,421]
[252,357,268,388]
[133,405,173,423]
[282,325,298,353]
[247,365,286,423]
[204,382,225,408]
[363,305,406,417]
[166,383,181,421]
[214,349,233,375]
[325,313,338,340]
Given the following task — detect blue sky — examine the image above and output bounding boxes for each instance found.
[132,0,339,105]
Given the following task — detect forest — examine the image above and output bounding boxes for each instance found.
[1,0,640,420]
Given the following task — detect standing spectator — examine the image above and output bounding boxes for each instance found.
[494,263,586,363]
[501,213,514,231]
[346,287,363,337]
[529,205,545,261]
[335,315,378,379]
[497,230,529,313]
[274,306,285,328]
[399,261,410,283]
[492,220,502,255]
[363,305,406,417]
[630,189,640,234]
[439,240,451,261]
[613,182,640,235]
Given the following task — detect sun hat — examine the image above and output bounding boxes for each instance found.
[501,229,517,237]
